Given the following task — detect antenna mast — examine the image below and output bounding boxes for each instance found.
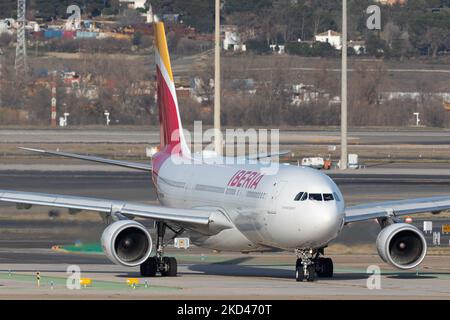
[15,0,28,78]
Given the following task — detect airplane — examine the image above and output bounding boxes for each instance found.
[1,20,450,282]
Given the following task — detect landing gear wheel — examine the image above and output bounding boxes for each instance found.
[295,265,304,282]
[295,249,318,282]
[306,265,316,282]
[160,257,177,277]
[316,257,333,278]
[140,257,157,277]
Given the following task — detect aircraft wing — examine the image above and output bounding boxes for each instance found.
[20,147,152,172]
[345,196,450,224]
[0,189,232,234]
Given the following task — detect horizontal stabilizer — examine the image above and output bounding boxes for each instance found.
[246,150,291,161]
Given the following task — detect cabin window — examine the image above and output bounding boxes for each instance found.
[309,193,323,201]
[294,192,308,201]
[323,193,334,201]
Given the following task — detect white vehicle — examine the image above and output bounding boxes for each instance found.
[301,157,324,169]
[348,153,359,169]
[1,21,450,282]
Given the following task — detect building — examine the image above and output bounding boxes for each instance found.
[315,30,342,50]
[119,0,147,10]
[0,19,14,34]
[222,25,246,52]
[269,44,285,54]
[315,30,366,53]
[349,40,366,55]
[376,0,407,5]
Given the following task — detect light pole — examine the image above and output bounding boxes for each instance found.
[340,0,348,170]
[413,112,420,127]
[214,0,222,154]
[104,111,111,126]
[0,49,3,108]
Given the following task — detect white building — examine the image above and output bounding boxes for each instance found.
[0,19,14,34]
[222,25,246,52]
[315,30,342,50]
[349,40,366,55]
[119,0,147,10]
[270,44,285,54]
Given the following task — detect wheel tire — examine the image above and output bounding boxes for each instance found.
[316,257,324,277]
[295,265,304,282]
[306,265,316,282]
[160,257,177,277]
[316,257,333,278]
[323,258,333,278]
[140,257,157,277]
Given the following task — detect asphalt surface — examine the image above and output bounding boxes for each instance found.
[0,255,449,299]
[2,128,450,145]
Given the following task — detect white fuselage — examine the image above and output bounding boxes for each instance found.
[154,154,346,252]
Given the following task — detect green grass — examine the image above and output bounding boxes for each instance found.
[61,242,102,253]
[0,272,179,291]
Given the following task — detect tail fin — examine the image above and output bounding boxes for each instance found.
[154,21,190,156]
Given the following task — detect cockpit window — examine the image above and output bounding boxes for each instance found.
[309,193,323,201]
[323,193,334,201]
[294,192,303,201]
[333,192,341,202]
[294,192,308,201]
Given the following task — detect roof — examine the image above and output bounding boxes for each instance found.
[316,30,341,37]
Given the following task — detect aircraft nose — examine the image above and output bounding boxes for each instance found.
[313,204,344,244]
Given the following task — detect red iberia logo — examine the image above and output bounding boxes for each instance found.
[227,170,264,189]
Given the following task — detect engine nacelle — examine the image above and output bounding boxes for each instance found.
[376,223,427,269]
[101,220,152,267]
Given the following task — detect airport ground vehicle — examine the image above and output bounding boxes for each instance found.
[301,157,325,169]
[1,20,450,282]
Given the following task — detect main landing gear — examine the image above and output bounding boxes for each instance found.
[140,222,178,277]
[295,248,333,282]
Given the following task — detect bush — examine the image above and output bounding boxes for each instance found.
[246,38,271,55]
[285,42,312,56]
[286,41,337,57]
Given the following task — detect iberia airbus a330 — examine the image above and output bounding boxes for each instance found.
[1,20,449,281]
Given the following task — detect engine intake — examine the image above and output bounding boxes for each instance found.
[101,220,152,267]
[376,223,427,269]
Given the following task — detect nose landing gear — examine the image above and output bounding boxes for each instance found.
[295,249,334,282]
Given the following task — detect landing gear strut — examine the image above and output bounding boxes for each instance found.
[295,248,333,282]
[140,222,178,277]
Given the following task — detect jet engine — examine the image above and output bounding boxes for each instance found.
[376,223,427,269]
[101,220,153,267]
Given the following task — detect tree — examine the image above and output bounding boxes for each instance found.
[424,27,448,57]
[365,33,388,57]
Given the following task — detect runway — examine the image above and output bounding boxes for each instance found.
[0,254,449,299]
[2,128,450,145]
